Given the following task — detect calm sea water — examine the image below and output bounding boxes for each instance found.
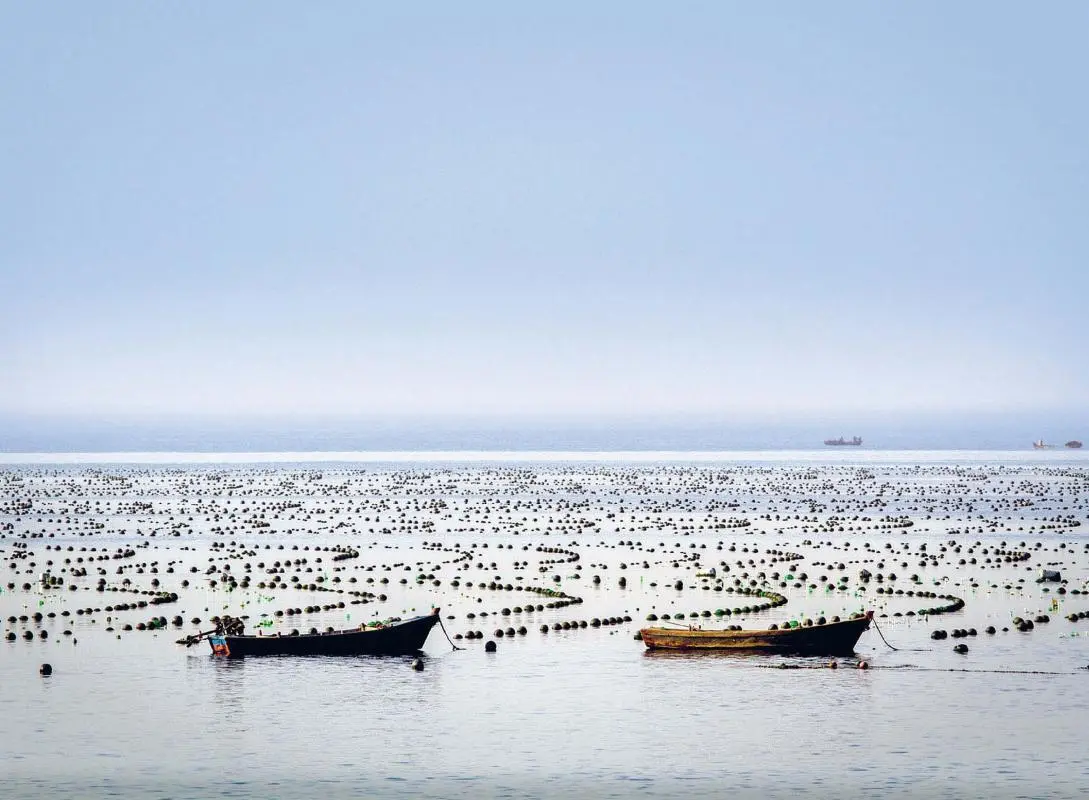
[2,452,1088,799]
[2,411,1086,452]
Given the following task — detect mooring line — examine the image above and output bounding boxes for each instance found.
[437,614,464,651]
[869,617,933,652]
[871,616,900,650]
[869,666,1080,675]
[751,663,1082,675]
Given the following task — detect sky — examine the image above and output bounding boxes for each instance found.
[2,3,1087,422]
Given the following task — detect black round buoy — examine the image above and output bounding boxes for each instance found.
[40,663,52,676]
[411,658,424,671]
[484,640,497,653]
[953,643,969,654]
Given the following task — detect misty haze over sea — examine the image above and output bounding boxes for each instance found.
[2,411,1085,453]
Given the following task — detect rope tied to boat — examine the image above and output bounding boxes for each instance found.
[657,620,698,630]
[869,616,931,653]
[754,663,1084,676]
[870,616,899,651]
[437,614,463,651]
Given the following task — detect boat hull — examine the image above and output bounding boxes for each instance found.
[640,613,872,656]
[210,612,440,658]
[824,436,862,446]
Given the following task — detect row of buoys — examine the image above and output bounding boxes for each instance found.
[10,463,1089,661]
[5,628,74,640]
[536,615,633,632]
[932,624,1002,639]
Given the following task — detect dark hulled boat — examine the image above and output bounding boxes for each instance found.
[196,609,441,658]
[640,611,872,655]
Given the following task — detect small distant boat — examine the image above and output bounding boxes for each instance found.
[179,609,442,657]
[1066,440,1083,449]
[824,436,862,446]
[640,611,873,655]
[1033,440,1055,449]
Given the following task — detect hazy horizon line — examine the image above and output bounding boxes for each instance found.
[3,409,1084,455]
[2,448,1087,465]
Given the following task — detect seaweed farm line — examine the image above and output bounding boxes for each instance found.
[3,456,1089,799]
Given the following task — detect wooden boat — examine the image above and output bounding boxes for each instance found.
[640,611,873,655]
[181,609,441,658]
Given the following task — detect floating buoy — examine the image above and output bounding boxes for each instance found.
[39,663,52,676]
[484,640,497,653]
[411,658,424,671]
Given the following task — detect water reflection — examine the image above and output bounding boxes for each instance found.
[640,648,854,668]
[4,458,1089,799]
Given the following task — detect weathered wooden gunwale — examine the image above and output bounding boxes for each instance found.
[640,611,872,655]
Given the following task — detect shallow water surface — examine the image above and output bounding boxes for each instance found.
[2,456,1088,798]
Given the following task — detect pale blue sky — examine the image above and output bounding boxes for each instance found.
[2,3,1087,419]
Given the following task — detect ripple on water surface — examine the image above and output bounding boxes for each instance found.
[2,458,1088,798]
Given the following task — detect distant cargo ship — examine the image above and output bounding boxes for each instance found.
[824,436,862,446]
[1067,440,1083,449]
